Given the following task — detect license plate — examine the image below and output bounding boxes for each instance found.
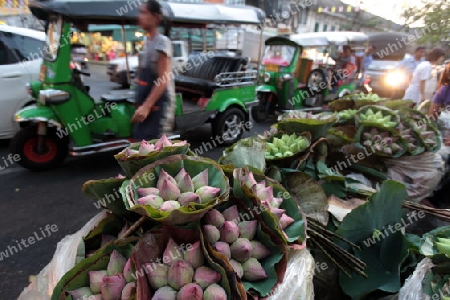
[265,65,279,73]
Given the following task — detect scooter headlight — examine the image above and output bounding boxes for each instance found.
[264,72,271,83]
[384,70,408,87]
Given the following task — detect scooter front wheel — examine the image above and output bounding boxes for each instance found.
[10,126,68,171]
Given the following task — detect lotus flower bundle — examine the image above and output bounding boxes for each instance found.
[146,238,226,299]
[360,127,404,156]
[358,108,397,128]
[68,250,137,300]
[202,207,271,282]
[408,117,439,150]
[135,168,221,211]
[119,135,188,157]
[265,133,309,160]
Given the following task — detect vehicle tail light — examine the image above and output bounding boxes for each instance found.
[198,98,209,109]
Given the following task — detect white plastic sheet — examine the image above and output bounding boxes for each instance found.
[398,257,435,300]
[17,211,109,300]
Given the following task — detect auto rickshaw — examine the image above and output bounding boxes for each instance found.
[252,32,369,122]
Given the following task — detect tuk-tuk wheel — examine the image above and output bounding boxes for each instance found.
[10,126,68,171]
[212,107,246,146]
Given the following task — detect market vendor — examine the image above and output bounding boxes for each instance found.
[131,0,175,141]
[428,62,450,146]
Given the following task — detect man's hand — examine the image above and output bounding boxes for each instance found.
[131,105,152,123]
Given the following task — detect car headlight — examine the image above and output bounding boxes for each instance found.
[384,71,408,87]
[264,72,271,83]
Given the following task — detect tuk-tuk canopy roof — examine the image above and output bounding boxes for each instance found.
[288,32,369,47]
[28,0,265,27]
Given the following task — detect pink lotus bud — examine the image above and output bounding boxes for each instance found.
[137,187,160,197]
[137,195,164,209]
[167,260,195,290]
[270,207,286,219]
[203,225,220,244]
[121,282,136,300]
[152,286,177,300]
[204,209,225,228]
[203,283,227,300]
[193,266,221,289]
[125,149,139,156]
[196,186,221,204]
[191,169,209,190]
[101,234,116,246]
[68,287,93,299]
[154,135,172,150]
[89,270,108,294]
[261,200,271,210]
[116,173,126,179]
[238,220,258,240]
[219,221,240,244]
[250,241,271,260]
[244,171,258,189]
[270,197,283,209]
[160,200,181,212]
[174,168,188,184]
[213,242,231,259]
[253,181,267,193]
[222,205,239,222]
[230,238,252,263]
[146,263,169,290]
[171,141,188,147]
[177,283,203,300]
[101,274,126,300]
[157,169,177,190]
[280,213,295,229]
[107,250,127,276]
[229,259,244,279]
[254,186,274,203]
[159,180,181,201]
[139,140,155,155]
[177,173,195,193]
[184,241,204,269]
[91,295,102,300]
[177,192,200,206]
[123,258,134,283]
[242,258,268,281]
[163,238,183,266]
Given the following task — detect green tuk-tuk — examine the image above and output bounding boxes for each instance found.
[251,31,369,122]
[10,0,265,171]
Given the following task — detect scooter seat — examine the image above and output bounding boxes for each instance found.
[101,93,135,103]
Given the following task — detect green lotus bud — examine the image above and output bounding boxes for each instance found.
[159,180,181,201]
[68,287,93,300]
[163,238,183,266]
[250,241,271,260]
[204,209,225,228]
[154,134,172,150]
[274,152,283,158]
[270,197,283,209]
[193,266,222,288]
[123,258,134,283]
[281,134,290,143]
[242,258,268,281]
[203,283,227,300]
[89,270,108,293]
[139,140,156,155]
[157,169,178,189]
[137,187,160,197]
[177,192,201,206]
[101,274,126,300]
[160,201,181,212]
[219,221,240,243]
[270,207,285,219]
[203,225,220,244]
[121,282,136,300]
[146,263,169,290]
[213,242,231,259]
[107,250,127,276]
[184,241,204,269]
[238,220,257,240]
[230,238,253,263]
[283,151,294,157]
[152,286,177,300]
[196,186,221,204]
[177,173,195,193]
[138,195,164,209]
[222,205,239,222]
[176,283,203,300]
[229,259,244,279]
[167,260,195,290]
[280,213,295,229]
[191,169,209,190]
[101,234,116,246]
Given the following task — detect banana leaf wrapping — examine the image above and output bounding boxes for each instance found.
[130,226,245,299]
[52,238,138,300]
[335,109,358,126]
[398,122,426,156]
[201,196,288,298]
[276,112,338,141]
[355,125,407,158]
[114,137,190,178]
[378,99,414,111]
[264,131,312,168]
[326,125,357,148]
[329,98,356,112]
[123,154,230,225]
[218,137,267,172]
[353,99,385,109]
[355,105,400,130]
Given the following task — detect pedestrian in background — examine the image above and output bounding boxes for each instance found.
[403,48,445,105]
[397,46,426,82]
[358,45,376,86]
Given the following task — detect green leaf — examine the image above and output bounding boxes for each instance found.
[82,177,129,216]
[218,137,267,172]
[277,113,338,141]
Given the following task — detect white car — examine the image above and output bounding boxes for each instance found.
[0,25,45,139]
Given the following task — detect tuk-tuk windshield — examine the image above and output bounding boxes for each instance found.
[262,45,295,67]
[44,15,63,61]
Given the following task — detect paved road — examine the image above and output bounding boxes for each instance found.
[0,63,273,299]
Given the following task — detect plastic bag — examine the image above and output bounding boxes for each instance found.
[266,248,315,300]
[383,152,445,203]
[17,211,109,300]
[398,257,435,300]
